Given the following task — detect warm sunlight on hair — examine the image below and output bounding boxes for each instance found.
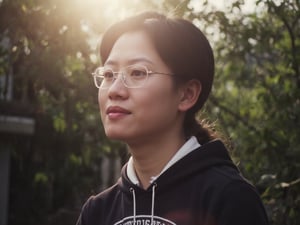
[72,0,153,64]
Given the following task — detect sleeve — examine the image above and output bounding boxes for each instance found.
[218,180,269,225]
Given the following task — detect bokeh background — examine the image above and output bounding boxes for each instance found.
[0,0,299,224]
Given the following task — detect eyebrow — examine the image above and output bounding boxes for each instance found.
[104,57,155,67]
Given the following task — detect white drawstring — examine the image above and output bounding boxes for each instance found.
[130,183,157,225]
[151,183,157,225]
[130,188,136,225]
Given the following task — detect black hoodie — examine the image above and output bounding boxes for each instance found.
[76,140,269,225]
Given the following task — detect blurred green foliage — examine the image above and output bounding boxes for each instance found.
[0,0,299,224]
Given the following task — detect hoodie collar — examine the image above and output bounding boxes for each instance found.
[126,136,201,186]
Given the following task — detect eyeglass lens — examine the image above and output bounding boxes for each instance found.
[94,65,149,89]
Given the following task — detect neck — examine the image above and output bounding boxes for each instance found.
[128,132,186,189]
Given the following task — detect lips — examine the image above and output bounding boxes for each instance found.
[106,106,131,119]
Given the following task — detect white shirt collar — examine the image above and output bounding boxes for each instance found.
[126,136,201,186]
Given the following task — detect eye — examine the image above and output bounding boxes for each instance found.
[103,69,114,80]
[129,67,147,78]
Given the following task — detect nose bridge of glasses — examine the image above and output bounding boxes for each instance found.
[107,71,126,89]
[113,70,126,82]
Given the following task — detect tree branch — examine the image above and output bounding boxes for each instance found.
[209,96,260,134]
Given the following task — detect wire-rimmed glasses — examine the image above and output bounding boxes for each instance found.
[92,65,173,89]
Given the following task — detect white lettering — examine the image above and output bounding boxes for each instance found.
[114,215,176,225]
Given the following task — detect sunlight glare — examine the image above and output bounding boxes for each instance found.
[75,0,143,25]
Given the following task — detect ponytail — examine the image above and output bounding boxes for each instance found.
[184,113,217,145]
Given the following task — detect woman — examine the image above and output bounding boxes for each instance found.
[77,11,269,225]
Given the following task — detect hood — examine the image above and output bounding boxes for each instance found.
[118,140,238,195]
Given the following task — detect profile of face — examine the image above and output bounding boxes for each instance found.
[98,30,195,145]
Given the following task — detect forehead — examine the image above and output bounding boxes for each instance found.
[104,30,165,68]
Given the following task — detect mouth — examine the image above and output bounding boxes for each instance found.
[106,106,131,119]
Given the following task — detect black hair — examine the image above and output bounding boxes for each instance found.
[100,11,216,144]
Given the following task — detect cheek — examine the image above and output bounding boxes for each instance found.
[137,87,179,119]
[98,91,106,117]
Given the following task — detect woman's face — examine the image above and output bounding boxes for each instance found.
[98,30,184,145]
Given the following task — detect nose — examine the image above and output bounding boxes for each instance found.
[107,73,128,100]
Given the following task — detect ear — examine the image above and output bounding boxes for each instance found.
[178,80,202,112]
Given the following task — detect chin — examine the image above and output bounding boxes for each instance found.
[105,131,130,142]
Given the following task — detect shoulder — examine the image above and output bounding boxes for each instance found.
[76,183,121,225]
[204,167,269,225]
[85,182,121,211]
[217,179,269,225]
[202,164,262,203]
[216,165,252,184]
